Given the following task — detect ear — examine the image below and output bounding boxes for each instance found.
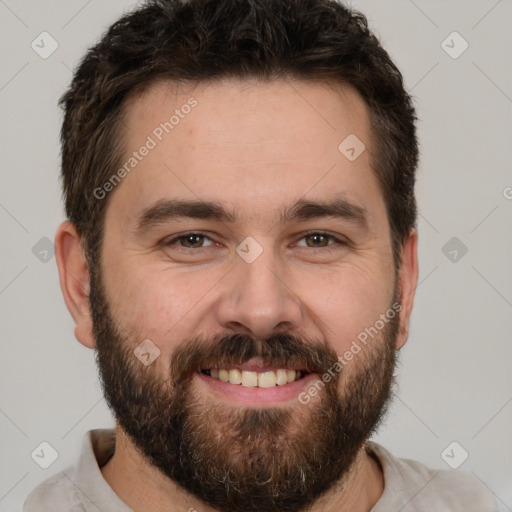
[55,221,96,349]
[395,228,418,350]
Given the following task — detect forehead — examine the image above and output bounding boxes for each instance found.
[110,78,384,228]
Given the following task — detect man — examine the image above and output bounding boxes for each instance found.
[24,0,497,510]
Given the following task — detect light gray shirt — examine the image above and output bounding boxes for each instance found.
[23,429,498,511]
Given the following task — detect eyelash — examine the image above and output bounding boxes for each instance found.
[162,231,348,252]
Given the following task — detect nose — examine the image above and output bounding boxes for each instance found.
[215,246,303,341]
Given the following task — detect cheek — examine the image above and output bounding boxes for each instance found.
[103,263,217,350]
[299,262,393,353]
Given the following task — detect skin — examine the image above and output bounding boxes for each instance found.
[55,78,418,512]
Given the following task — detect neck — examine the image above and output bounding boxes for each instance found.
[101,425,384,512]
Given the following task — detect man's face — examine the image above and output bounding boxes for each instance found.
[89,79,407,511]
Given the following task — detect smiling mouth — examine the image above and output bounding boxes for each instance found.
[199,368,310,388]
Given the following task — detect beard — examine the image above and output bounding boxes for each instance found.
[89,262,400,512]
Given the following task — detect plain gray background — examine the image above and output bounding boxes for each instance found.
[0,0,511,510]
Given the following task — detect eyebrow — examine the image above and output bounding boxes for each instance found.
[134,197,369,234]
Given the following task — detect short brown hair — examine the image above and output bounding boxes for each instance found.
[59,0,418,269]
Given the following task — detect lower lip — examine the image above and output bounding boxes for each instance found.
[196,371,319,406]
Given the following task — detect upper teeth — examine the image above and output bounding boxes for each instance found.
[207,368,300,388]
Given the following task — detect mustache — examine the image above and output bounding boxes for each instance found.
[169,332,340,383]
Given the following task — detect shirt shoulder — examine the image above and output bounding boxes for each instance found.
[23,468,83,512]
[367,441,498,512]
[23,429,131,512]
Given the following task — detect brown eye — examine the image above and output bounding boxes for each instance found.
[179,234,206,248]
[295,231,345,250]
[163,232,214,249]
[304,233,330,247]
